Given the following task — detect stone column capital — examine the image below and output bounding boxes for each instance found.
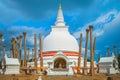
[11,38,15,43]
[107,47,110,50]
[28,48,30,50]
[86,29,89,32]
[0,33,2,37]
[114,45,116,48]
[32,49,34,51]
[89,25,93,30]
[19,35,22,39]
[3,46,6,48]
[23,32,27,36]
[10,48,12,50]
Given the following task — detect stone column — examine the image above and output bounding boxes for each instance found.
[107,48,110,57]
[11,38,15,58]
[3,46,6,57]
[83,29,89,75]
[16,37,20,59]
[27,48,30,61]
[98,54,101,62]
[0,34,2,59]
[34,34,37,68]
[14,39,18,58]
[93,37,96,74]
[19,35,23,61]
[10,48,13,58]
[104,53,106,57]
[93,37,96,54]
[114,45,117,57]
[0,33,2,45]
[23,32,27,67]
[38,49,40,56]
[98,54,101,73]
[32,49,34,61]
[77,33,82,74]
[40,34,43,68]
[22,60,24,67]
[89,25,94,76]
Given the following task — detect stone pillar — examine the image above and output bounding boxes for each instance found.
[3,46,6,57]
[114,45,117,57]
[34,34,37,68]
[16,37,20,59]
[0,34,2,60]
[93,37,96,74]
[98,54,101,73]
[19,35,23,61]
[38,49,40,58]
[32,49,34,61]
[22,60,24,67]
[98,54,100,62]
[11,38,15,58]
[14,38,18,58]
[77,33,82,74]
[89,25,94,76]
[27,48,30,61]
[104,53,106,57]
[83,29,89,75]
[93,37,96,54]
[40,34,43,68]
[10,48,13,58]
[107,48,110,57]
[23,32,27,67]
[0,33,2,45]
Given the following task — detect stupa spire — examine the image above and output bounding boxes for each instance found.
[55,4,65,26]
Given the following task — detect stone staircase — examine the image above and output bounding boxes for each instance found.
[47,68,73,76]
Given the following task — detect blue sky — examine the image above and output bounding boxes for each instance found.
[0,0,120,61]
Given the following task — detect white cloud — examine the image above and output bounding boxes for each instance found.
[2,38,5,42]
[9,26,46,45]
[73,10,119,39]
[103,12,120,32]
[95,10,118,23]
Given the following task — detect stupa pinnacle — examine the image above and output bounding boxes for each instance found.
[55,4,65,26]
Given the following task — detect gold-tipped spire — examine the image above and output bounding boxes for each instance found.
[55,4,65,26]
[59,4,62,9]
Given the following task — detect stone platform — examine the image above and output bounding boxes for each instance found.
[47,68,73,76]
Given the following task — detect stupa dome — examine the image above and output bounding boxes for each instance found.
[43,4,79,52]
[43,27,79,52]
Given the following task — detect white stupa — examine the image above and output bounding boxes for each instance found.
[28,4,97,76]
[43,4,79,55]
